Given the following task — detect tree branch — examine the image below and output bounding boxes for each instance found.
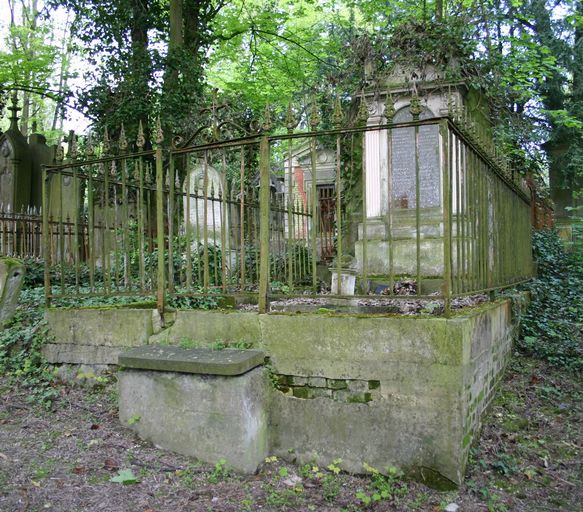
[253,28,338,69]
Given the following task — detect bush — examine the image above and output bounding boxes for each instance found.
[0,286,59,408]
[518,230,583,370]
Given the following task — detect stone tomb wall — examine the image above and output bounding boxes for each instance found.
[356,105,446,281]
[43,297,526,486]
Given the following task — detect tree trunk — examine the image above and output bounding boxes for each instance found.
[51,12,73,132]
[436,0,443,20]
[130,0,152,147]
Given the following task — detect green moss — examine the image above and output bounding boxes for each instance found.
[501,417,529,432]
[216,296,237,309]
[0,257,24,267]
[327,379,348,390]
[406,466,458,491]
[292,387,310,399]
[449,298,512,318]
[277,375,293,387]
[77,301,157,311]
[347,394,370,404]
[368,380,380,390]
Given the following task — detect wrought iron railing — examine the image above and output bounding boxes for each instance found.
[41,102,534,315]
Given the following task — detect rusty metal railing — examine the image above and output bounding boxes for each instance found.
[41,97,534,315]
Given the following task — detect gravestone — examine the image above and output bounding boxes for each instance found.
[0,95,31,212]
[28,132,54,209]
[47,132,81,222]
[184,161,227,244]
[0,257,25,325]
[391,106,440,209]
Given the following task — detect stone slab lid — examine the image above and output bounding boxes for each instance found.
[119,345,265,376]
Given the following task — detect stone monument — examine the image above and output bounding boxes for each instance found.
[0,94,32,212]
[282,142,338,261]
[28,129,55,209]
[355,65,494,292]
[46,131,81,222]
[184,159,228,244]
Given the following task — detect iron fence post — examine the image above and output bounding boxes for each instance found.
[258,134,270,313]
[155,122,166,316]
[42,166,51,308]
[441,120,452,316]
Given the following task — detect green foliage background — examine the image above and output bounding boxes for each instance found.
[519,230,583,370]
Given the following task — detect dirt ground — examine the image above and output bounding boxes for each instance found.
[0,356,581,512]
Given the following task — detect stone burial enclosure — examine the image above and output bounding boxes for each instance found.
[44,295,527,488]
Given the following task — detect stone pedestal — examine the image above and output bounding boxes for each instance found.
[330,268,357,295]
[118,346,269,473]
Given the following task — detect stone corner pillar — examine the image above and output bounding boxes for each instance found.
[364,101,389,221]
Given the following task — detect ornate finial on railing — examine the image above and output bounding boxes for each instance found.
[55,142,64,163]
[262,104,272,132]
[172,135,183,149]
[175,174,181,190]
[332,96,344,129]
[103,127,111,154]
[309,97,321,130]
[409,94,422,120]
[119,124,128,152]
[285,101,297,133]
[357,92,369,126]
[85,134,95,158]
[145,164,153,184]
[154,117,164,145]
[110,160,117,177]
[136,120,145,150]
[383,93,395,122]
[68,130,78,160]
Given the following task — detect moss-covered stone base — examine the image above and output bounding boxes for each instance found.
[45,295,526,485]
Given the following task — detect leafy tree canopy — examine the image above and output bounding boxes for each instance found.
[1,0,582,193]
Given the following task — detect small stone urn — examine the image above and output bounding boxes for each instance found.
[329,255,357,296]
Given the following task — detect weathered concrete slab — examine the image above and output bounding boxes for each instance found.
[119,366,269,474]
[0,258,25,325]
[42,343,124,365]
[45,308,154,347]
[119,345,265,376]
[149,309,260,345]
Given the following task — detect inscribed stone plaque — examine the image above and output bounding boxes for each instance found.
[390,106,441,208]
